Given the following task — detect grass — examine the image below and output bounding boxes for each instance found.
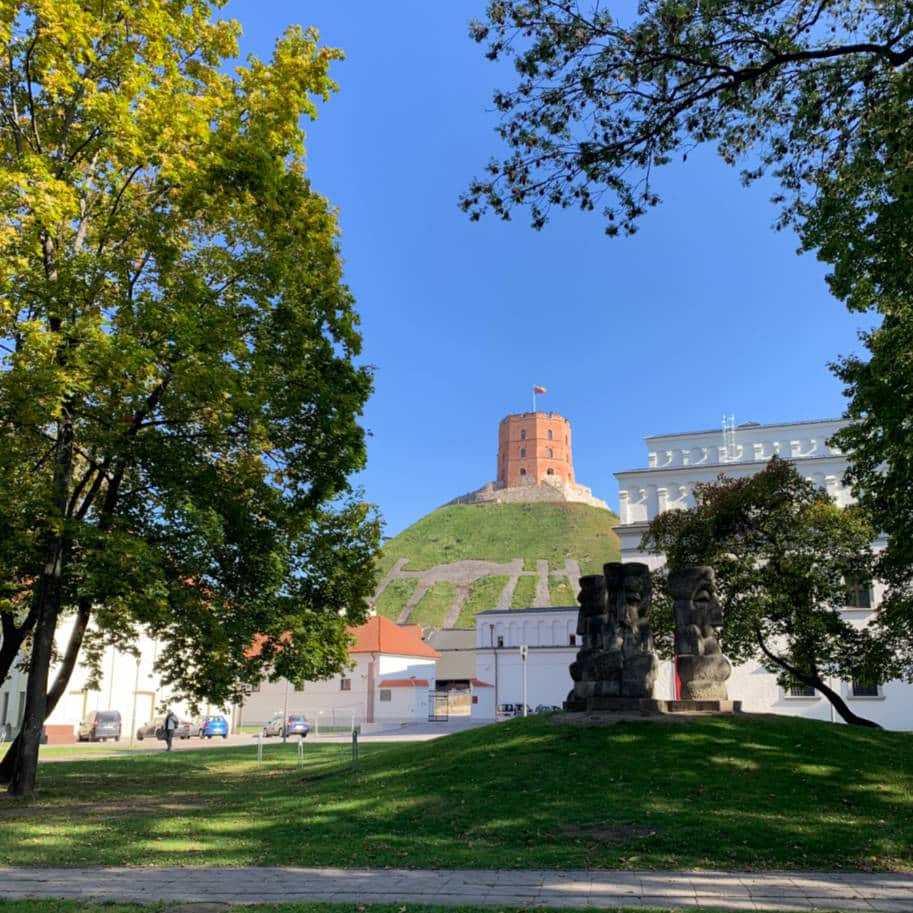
[378,503,620,574]
[549,574,578,607]
[411,581,456,627]
[374,503,619,624]
[374,577,418,620]
[511,574,537,608]
[0,713,911,871]
[456,575,510,627]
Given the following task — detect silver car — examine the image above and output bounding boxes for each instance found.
[77,710,122,742]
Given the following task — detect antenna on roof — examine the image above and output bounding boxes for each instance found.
[721,414,736,463]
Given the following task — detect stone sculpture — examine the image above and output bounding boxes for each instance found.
[567,562,658,704]
[668,566,732,701]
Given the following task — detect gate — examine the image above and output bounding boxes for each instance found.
[428,691,449,722]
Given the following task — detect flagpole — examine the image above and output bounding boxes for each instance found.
[532,388,536,412]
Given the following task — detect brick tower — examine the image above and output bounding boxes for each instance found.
[497,412,575,488]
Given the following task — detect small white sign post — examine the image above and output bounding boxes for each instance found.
[520,645,528,717]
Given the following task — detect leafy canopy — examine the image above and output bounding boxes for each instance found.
[464,0,913,235]
[0,0,378,706]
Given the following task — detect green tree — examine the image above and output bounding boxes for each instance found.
[464,0,913,607]
[0,0,378,797]
[642,458,886,728]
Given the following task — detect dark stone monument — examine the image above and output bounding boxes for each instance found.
[564,562,740,716]
[669,566,732,701]
[566,562,658,709]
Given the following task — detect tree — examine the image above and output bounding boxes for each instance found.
[464,1,913,235]
[641,457,886,727]
[463,0,913,609]
[0,1,378,796]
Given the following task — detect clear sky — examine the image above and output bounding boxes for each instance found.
[227,1,872,538]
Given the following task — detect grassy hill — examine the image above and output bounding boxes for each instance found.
[374,502,621,625]
[5,713,911,871]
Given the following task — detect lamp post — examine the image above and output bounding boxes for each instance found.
[282,676,290,744]
[520,645,528,716]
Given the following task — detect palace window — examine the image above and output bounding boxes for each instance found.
[569,634,576,646]
[497,635,504,648]
[845,577,872,609]
[340,678,352,692]
[786,681,816,698]
[851,678,879,698]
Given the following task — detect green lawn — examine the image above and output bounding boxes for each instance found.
[0,713,910,871]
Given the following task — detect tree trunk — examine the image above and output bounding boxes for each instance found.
[0,599,92,785]
[0,609,37,687]
[755,630,881,729]
[7,409,74,797]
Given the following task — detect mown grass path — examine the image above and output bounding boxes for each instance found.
[0,714,910,871]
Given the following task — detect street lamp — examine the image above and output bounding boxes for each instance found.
[520,645,528,717]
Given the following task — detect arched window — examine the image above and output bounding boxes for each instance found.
[520,430,526,440]
[547,468,555,476]
[520,448,526,458]
[520,468,527,476]
[547,429,553,440]
[547,448,553,458]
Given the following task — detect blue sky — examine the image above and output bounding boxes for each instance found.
[228,1,871,537]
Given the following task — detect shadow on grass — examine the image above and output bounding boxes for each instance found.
[0,713,910,872]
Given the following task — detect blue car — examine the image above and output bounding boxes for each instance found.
[196,715,229,739]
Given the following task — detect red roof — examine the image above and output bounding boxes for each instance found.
[348,615,441,659]
[378,678,430,688]
[470,678,495,688]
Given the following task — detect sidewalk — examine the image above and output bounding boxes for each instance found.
[1,866,911,910]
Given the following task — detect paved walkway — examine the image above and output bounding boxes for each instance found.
[1,867,912,910]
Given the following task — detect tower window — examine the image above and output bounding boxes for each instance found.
[520,448,526,458]
[547,468,555,475]
[519,468,527,476]
[547,430,553,440]
[520,430,526,440]
[547,448,553,458]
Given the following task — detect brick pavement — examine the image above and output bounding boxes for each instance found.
[1,867,912,910]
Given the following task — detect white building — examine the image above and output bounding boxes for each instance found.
[1,614,440,743]
[614,417,912,731]
[240,615,440,730]
[0,620,201,744]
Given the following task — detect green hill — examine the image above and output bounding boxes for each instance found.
[373,502,620,627]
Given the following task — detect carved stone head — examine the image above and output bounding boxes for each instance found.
[604,562,652,627]
[668,566,722,629]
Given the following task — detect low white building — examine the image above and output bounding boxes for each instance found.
[614,417,912,731]
[240,615,440,730]
[1,620,201,744]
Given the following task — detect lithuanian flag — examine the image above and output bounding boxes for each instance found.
[533,385,547,394]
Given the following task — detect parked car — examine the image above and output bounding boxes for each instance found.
[77,710,122,742]
[196,715,229,739]
[496,703,532,719]
[534,704,561,713]
[262,712,309,738]
[176,718,198,739]
[136,716,166,741]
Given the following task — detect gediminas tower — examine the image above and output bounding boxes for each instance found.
[447,411,607,510]
[497,412,575,487]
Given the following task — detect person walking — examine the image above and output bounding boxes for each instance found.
[163,709,178,751]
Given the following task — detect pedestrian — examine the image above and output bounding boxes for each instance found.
[163,708,178,751]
